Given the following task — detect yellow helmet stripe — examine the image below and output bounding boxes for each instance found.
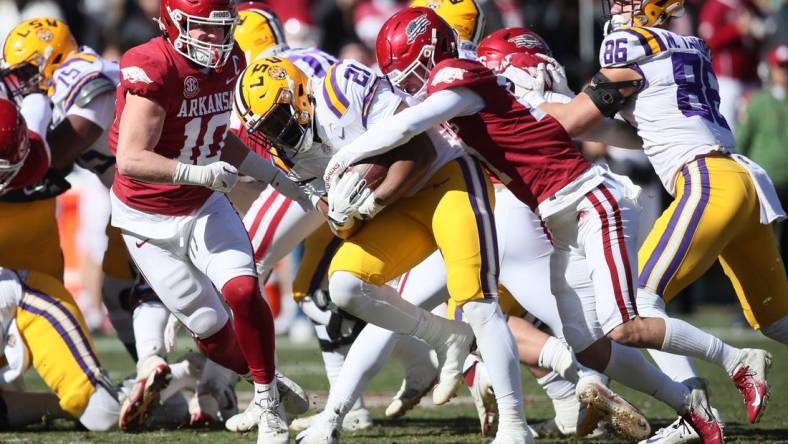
[625,27,665,56]
[322,66,349,118]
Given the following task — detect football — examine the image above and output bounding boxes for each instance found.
[345,152,394,191]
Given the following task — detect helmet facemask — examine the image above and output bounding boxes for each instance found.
[245,88,314,168]
[386,29,441,99]
[165,7,239,68]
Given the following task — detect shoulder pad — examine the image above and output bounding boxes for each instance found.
[319,60,376,121]
[600,28,668,67]
[427,59,494,94]
[73,76,116,108]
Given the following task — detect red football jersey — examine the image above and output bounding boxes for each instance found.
[6,130,49,192]
[109,37,246,215]
[426,58,589,210]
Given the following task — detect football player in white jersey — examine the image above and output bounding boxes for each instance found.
[236,56,533,443]
[525,0,781,439]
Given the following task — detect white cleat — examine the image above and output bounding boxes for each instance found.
[385,377,436,419]
[277,370,310,417]
[119,355,172,432]
[431,319,475,405]
[466,360,498,436]
[295,413,341,444]
[257,398,290,444]
[491,424,535,444]
[290,407,373,432]
[225,399,261,432]
[576,378,650,441]
[731,348,772,424]
[642,405,724,444]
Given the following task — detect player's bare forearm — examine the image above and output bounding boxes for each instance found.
[374,132,437,205]
[115,93,176,182]
[48,114,104,171]
[540,95,603,137]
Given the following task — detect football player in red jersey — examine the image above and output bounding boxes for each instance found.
[108,0,308,440]
[0,95,50,196]
[322,7,727,442]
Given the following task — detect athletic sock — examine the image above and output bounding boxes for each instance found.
[647,349,697,382]
[662,317,742,375]
[538,336,578,382]
[132,301,169,361]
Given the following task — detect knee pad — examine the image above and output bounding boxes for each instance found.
[460,299,499,327]
[327,271,366,310]
[634,288,669,319]
[187,306,227,338]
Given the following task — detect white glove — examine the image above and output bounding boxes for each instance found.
[164,313,182,353]
[173,161,239,193]
[323,151,354,194]
[327,171,369,226]
[536,54,574,98]
[501,63,547,106]
[356,190,385,220]
[0,320,29,384]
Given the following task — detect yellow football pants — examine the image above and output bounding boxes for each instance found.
[329,157,498,309]
[638,155,788,329]
[15,270,102,417]
[292,224,342,302]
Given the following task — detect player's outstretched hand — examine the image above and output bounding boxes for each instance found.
[502,62,547,106]
[536,53,574,97]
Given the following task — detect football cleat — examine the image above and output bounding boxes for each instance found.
[730,348,771,424]
[639,406,723,444]
[385,377,437,419]
[225,399,261,432]
[491,424,535,444]
[277,370,310,417]
[431,319,475,405]
[119,355,172,432]
[290,407,373,432]
[295,413,341,444]
[188,393,221,428]
[465,360,498,436]
[681,380,723,444]
[257,396,290,444]
[576,378,650,441]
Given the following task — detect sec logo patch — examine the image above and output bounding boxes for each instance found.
[183,75,200,99]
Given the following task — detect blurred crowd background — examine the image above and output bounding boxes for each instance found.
[2,0,787,335]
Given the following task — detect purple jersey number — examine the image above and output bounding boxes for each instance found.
[671,52,729,129]
[344,64,372,87]
[603,38,629,65]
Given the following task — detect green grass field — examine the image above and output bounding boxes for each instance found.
[1,314,786,443]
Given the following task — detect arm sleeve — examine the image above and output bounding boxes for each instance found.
[66,91,116,131]
[19,93,52,138]
[336,88,485,164]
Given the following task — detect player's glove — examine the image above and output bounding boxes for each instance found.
[327,171,370,226]
[501,62,547,106]
[356,190,385,220]
[164,313,182,353]
[536,53,574,98]
[323,150,356,193]
[173,161,239,193]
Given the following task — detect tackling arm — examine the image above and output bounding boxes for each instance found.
[539,67,642,137]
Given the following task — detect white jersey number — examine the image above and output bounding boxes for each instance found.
[179,113,230,165]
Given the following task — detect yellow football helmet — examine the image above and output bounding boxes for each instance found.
[635,0,684,27]
[234,56,313,172]
[1,18,77,97]
[236,2,287,63]
[409,0,485,45]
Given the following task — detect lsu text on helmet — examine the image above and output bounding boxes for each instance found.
[235,2,287,63]
[1,17,77,99]
[233,56,313,173]
[376,7,457,98]
[159,0,240,69]
[0,98,30,194]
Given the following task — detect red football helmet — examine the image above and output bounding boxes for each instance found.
[159,0,240,68]
[0,98,30,194]
[376,7,457,97]
[477,27,552,73]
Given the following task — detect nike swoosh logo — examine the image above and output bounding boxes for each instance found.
[752,385,762,408]
[135,239,149,248]
[433,178,450,189]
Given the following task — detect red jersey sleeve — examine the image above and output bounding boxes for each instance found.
[427,59,498,95]
[118,46,170,105]
[8,130,49,189]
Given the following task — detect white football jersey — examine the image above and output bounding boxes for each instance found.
[275,47,337,81]
[313,60,462,195]
[600,27,736,194]
[51,46,120,187]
